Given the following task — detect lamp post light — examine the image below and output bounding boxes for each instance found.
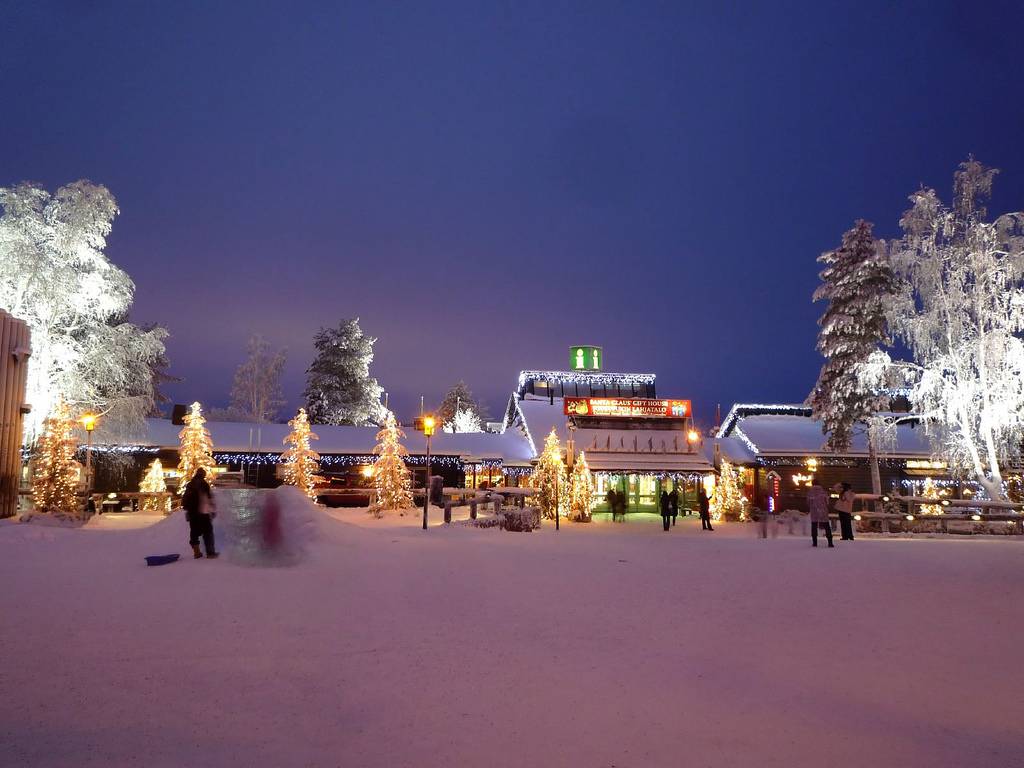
[81,412,97,502]
[422,414,435,530]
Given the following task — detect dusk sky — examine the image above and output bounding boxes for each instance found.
[3,1,1023,426]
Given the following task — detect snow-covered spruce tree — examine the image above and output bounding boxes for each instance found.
[532,428,566,520]
[809,221,898,444]
[568,451,594,522]
[438,381,488,432]
[176,402,216,491]
[711,461,748,522]
[31,398,79,514]
[303,318,384,426]
[281,408,323,500]
[371,411,413,515]
[861,159,1024,500]
[139,458,169,512]
[228,335,286,423]
[0,181,167,441]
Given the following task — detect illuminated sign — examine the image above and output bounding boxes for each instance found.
[563,397,691,419]
[569,345,603,371]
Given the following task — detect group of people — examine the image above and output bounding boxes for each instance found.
[806,481,856,547]
[604,488,628,522]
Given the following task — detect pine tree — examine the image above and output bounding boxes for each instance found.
[281,407,323,500]
[31,398,79,514]
[532,428,566,520]
[371,411,413,514]
[568,451,594,522]
[139,458,169,512]
[810,220,898,452]
[303,318,384,426]
[711,460,748,522]
[176,401,216,491]
[438,381,488,431]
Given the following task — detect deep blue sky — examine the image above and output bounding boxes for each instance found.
[3,1,1023,426]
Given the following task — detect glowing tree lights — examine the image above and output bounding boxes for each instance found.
[711,460,748,522]
[31,398,79,514]
[532,428,566,520]
[139,458,169,512]
[176,402,216,491]
[862,159,1024,500]
[372,411,413,514]
[568,451,594,522]
[0,181,167,442]
[281,408,323,500]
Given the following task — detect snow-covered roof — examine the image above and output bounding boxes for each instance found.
[719,409,934,458]
[93,418,535,463]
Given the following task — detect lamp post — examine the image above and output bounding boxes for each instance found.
[422,414,435,530]
[81,412,97,502]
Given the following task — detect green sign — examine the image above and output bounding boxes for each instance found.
[570,345,603,371]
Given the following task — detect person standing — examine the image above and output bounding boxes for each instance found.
[605,487,617,519]
[807,483,834,548]
[835,482,856,541]
[182,468,219,559]
[698,484,713,531]
[668,485,680,526]
[659,490,672,531]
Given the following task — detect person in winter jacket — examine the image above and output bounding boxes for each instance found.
[698,485,713,531]
[807,483,834,547]
[834,482,856,540]
[182,468,218,559]
[668,487,680,525]
[659,490,672,531]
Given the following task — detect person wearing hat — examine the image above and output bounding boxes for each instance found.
[834,482,856,541]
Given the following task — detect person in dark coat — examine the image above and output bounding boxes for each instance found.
[182,468,218,559]
[606,487,617,519]
[614,488,626,522]
[668,486,680,525]
[698,485,713,531]
[659,490,672,531]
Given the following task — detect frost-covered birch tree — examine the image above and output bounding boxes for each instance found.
[862,159,1024,499]
[0,181,167,441]
[228,335,286,423]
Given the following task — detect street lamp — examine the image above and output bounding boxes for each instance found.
[81,412,97,505]
[421,414,435,530]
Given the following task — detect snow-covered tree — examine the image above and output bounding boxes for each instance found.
[532,428,566,520]
[809,220,898,452]
[442,408,483,434]
[862,159,1024,500]
[31,398,79,514]
[568,451,594,522]
[0,181,168,441]
[711,461,748,522]
[225,335,286,423]
[176,402,216,491]
[281,408,323,500]
[139,458,169,512]
[303,318,384,426]
[371,411,413,514]
[438,381,488,432]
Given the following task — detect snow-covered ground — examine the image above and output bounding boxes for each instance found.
[2,499,1021,768]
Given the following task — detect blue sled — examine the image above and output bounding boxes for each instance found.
[144,554,180,566]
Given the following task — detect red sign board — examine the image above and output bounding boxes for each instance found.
[563,397,691,419]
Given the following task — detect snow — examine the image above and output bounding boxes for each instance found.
[2,503,1022,767]
[725,413,933,456]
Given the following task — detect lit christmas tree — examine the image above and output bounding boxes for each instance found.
[532,428,566,520]
[568,451,594,522]
[372,411,413,514]
[711,460,748,522]
[139,458,169,512]
[281,407,323,500]
[919,476,946,515]
[32,398,79,514]
[176,401,216,491]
